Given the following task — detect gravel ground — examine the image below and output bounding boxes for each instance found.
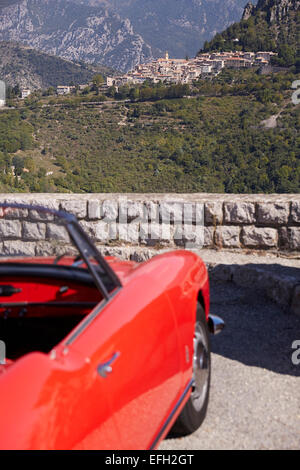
[159,281,300,450]
[198,249,300,269]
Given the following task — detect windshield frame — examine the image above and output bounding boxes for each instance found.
[0,202,122,302]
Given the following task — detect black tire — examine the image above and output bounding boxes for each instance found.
[171,302,211,436]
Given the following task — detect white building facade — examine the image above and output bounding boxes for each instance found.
[0,80,5,107]
[106,51,278,87]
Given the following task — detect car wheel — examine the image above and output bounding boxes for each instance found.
[171,302,211,436]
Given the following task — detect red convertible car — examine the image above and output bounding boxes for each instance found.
[0,203,224,450]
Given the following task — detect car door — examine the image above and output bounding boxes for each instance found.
[71,273,182,450]
[47,309,123,450]
[0,345,122,450]
[109,289,183,450]
[60,346,122,450]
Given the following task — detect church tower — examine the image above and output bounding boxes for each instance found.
[165,51,169,61]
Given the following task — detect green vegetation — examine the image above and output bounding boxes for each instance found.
[201,1,300,68]
[0,110,33,154]
[113,83,190,102]
[0,41,114,90]
[0,69,299,193]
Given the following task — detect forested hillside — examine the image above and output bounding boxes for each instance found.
[0,69,299,194]
[200,0,300,67]
[0,41,113,89]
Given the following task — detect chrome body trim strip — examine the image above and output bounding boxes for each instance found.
[149,378,194,450]
[64,287,121,346]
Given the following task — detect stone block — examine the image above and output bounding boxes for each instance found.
[94,221,109,242]
[215,226,240,248]
[203,227,215,247]
[35,242,56,257]
[160,202,183,224]
[3,200,28,219]
[127,201,146,222]
[278,227,300,251]
[23,222,46,241]
[0,220,22,239]
[88,200,101,220]
[242,227,278,248]
[79,221,97,239]
[2,240,35,256]
[46,223,70,242]
[204,202,223,225]
[289,228,300,250]
[60,200,87,219]
[29,199,59,221]
[102,200,119,222]
[224,202,256,224]
[291,202,300,224]
[257,203,289,225]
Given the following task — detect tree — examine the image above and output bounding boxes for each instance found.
[92,74,104,94]
[129,87,140,102]
[107,86,116,98]
[23,156,35,172]
[277,44,296,67]
[13,84,21,98]
[12,156,24,176]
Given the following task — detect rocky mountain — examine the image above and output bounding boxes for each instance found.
[0,41,113,89]
[75,0,253,59]
[0,0,256,71]
[0,1,19,8]
[242,2,256,19]
[200,0,299,66]
[0,0,154,72]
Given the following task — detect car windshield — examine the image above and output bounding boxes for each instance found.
[0,203,121,361]
[0,204,77,262]
[0,203,121,294]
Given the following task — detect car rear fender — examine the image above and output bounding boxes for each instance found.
[125,250,210,387]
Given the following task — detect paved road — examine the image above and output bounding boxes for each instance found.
[159,280,300,450]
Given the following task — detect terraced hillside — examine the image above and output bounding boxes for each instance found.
[0,69,299,193]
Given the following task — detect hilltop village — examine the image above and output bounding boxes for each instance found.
[0,50,278,104]
[107,51,278,87]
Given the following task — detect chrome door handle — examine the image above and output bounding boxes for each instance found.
[97,351,120,378]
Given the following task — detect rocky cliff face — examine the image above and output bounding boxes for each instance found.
[243,0,300,21]
[242,2,256,20]
[0,0,154,72]
[253,0,299,21]
[246,0,300,43]
[200,0,299,63]
[0,0,253,71]
[260,0,299,22]
[78,0,252,59]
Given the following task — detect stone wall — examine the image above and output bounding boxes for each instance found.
[0,194,299,256]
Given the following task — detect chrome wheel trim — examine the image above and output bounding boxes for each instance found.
[191,321,209,412]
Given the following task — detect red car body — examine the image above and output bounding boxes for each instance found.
[0,203,222,450]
